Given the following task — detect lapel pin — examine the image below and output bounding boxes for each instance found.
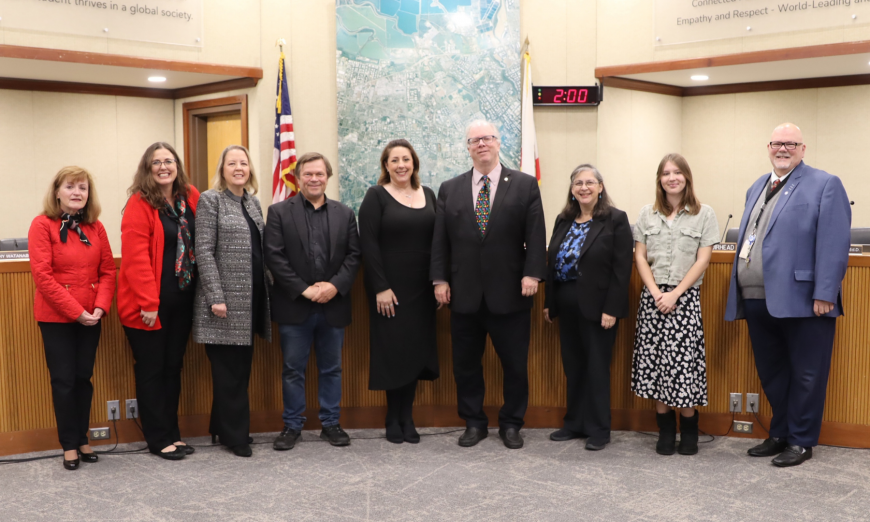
[784,192,788,195]
[504,177,508,182]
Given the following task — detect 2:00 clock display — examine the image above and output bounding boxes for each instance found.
[533,85,602,106]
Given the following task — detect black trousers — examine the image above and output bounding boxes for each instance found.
[451,301,530,430]
[555,281,618,440]
[38,321,102,451]
[123,291,193,451]
[744,299,836,447]
[206,344,254,447]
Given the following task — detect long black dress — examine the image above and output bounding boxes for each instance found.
[359,185,439,390]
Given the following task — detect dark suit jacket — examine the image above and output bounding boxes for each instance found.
[545,207,634,322]
[430,165,547,315]
[264,193,361,327]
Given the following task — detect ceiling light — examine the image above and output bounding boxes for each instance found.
[148,76,167,83]
[690,75,709,81]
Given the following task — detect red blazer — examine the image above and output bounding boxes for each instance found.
[118,187,200,331]
[28,215,116,323]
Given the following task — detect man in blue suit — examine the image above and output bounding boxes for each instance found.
[725,122,851,467]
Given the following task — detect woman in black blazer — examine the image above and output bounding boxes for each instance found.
[544,164,633,451]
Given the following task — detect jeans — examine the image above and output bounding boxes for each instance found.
[279,312,345,431]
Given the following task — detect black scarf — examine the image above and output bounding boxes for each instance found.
[59,212,90,245]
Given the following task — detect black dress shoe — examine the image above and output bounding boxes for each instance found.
[549,428,585,442]
[585,437,610,451]
[402,421,420,444]
[458,427,488,447]
[78,451,99,463]
[772,445,812,467]
[321,424,351,446]
[273,427,300,451]
[149,446,186,460]
[498,427,524,449]
[231,443,253,457]
[175,443,195,455]
[386,423,404,444]
[214,434,254,445]
[63,457,80,470]
[747,437,788,457]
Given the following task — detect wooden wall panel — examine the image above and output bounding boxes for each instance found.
[1,255,869,452]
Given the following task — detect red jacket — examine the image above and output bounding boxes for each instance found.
[28,215,116,323]
[118,187,200,330]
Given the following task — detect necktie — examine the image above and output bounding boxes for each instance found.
[772,179,781,191]
[475,175,491,236]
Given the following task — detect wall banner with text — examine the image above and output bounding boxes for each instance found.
[0,0,203,47]
[655,0,870,46]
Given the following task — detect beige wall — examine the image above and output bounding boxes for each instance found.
[3,0,868,248]
[683,87,867,229]
[0,90,174,247]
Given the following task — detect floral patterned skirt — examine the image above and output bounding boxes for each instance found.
[631,285,708,408]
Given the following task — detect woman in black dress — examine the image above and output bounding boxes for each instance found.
[359,139,439,444]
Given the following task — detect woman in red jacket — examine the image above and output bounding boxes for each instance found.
[28,166,116,470]
[119,142,200,461]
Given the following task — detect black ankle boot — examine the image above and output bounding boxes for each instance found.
[385,390,403,444]
[656,410,677,455]
[678,409,699,455]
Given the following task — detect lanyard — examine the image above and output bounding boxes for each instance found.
[742,174,790,263]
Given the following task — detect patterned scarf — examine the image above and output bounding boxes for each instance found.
[59,211,91,245]
[163,197,196,289]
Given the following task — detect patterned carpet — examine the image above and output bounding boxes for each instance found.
[1,429,869,521]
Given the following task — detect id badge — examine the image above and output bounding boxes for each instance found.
[738,233,756,260]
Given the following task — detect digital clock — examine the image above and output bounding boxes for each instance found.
[533,85,602,106]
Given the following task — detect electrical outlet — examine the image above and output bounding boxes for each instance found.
[729,393,743,413]
[89,427,111,440]
[107,400,120,421]
[733,420,753,434]
[746,393,760,414]
[125,399,139,419]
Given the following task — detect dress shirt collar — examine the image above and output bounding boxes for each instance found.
[770,164,797,185]
[302,194,328,211]
[472,163,502,186]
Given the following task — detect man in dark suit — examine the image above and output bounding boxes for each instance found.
[264,152,361,450]
[431,120,547,449]
[725,123,851,467]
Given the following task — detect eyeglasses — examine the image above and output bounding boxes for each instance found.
[152,159,176,167]
[300,171,327,179]
[572,180,599,188]
[467,135,498,146]
[769,141,803,150]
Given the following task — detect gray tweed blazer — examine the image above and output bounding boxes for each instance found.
[193,189,272,345]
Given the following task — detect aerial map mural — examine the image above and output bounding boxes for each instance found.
[336,0,521,211]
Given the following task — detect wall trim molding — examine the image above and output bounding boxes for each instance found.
[0,44,263,78]
[0,76,259,100]
[601,73,870,97]
[1,406,867,457]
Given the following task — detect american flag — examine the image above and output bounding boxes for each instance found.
[271,51,298,203]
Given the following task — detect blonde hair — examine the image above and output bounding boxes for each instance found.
[42,166,101,223]
[212,145,259,195]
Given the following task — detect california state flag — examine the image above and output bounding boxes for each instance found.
[520,40,541,184]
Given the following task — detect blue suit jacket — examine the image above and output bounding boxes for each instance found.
[724,161,851,320]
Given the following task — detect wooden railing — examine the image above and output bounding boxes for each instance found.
[1,252,868,455]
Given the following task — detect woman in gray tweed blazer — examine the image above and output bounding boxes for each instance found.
[194,145,271,458]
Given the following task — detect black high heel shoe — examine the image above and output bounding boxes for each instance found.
[63,456,80,470]
[78,450,99,463]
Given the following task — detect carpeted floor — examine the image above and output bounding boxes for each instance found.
[1,429,868,521]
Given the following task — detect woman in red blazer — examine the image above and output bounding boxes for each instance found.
[28,166,116,471]
[119,142,200,461]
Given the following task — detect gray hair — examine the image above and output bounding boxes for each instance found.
[570,163,603,185]
[465,119,501,140]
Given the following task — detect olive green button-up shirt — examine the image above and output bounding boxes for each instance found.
[633,203,719,287]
